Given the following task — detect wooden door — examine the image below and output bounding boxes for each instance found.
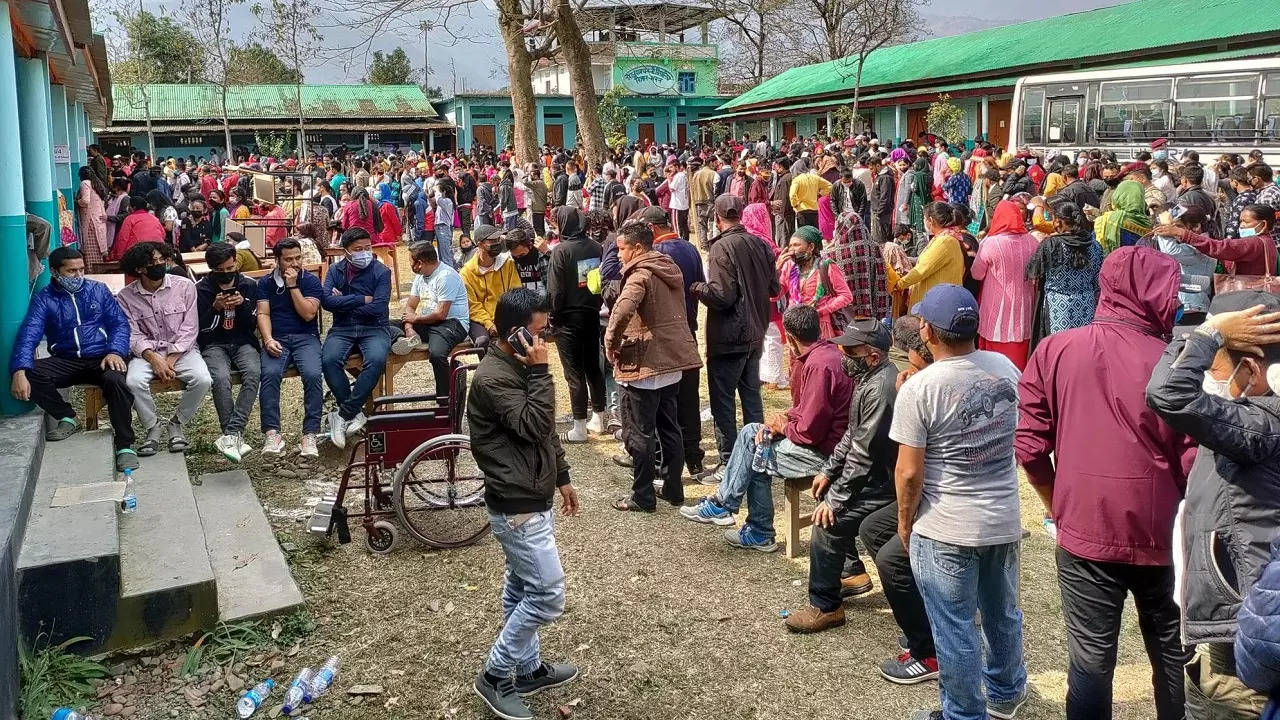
[907,108,929,144]
[816,116,828,136]
[986,99,1013,151]
[677,123,687,147]
[638,123,655,144]
[544,124,564,148]
[782,121,797,142]
[472,124,496,149]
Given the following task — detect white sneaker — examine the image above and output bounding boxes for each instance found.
[586,411,607,434]
[238,436,252,456]
[262,430,286,454]
[329,411,348,449]
[299,434,319,458]
[391,333,422,356]
[346,411,368,436]
[214,434,242,463]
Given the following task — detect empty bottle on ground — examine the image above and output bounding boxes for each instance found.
[236,678,275,719]
[283,668,313,714]
[310,656,340,698]
[52,710,99,720]
[120,467,137,514]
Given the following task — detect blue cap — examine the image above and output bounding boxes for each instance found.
[911,283,979,335]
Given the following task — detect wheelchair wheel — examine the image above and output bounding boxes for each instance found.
[392,433,489,549]
[365,520,398,555]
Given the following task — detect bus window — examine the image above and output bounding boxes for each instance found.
[1263,73,1280,142]
[1046,98,1082,144]
[1098,79,1172,143]
[1175,74,1259,143]
[1021,87,1045,144]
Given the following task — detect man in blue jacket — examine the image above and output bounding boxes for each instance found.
[10,246,138,471]
[321,227,392,449]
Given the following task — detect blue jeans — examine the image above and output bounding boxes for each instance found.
[259,334,324,434]
[714,423,825,539]
[321,325,393,421]
[486,510,566,676]
[434,223,454,268]
[910,534,1027,720]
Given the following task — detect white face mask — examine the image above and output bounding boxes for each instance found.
[1201,373,1232,398]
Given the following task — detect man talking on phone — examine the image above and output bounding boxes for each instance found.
[468,287,580,720]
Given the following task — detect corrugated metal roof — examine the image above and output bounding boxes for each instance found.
[110,84,438,123]
[721,0,1280,111]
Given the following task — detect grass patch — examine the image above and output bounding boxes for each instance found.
[180,611,315,677]
[19,635,109,720]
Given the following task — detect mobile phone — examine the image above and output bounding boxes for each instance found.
[220,288,238,296]
[507,327,534,353]
[1170,204,1188,220]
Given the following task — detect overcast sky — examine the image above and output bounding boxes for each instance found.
[128,0,1126,92]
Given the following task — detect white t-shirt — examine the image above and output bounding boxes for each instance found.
[889,350,1023,547]
[669,171,690,211]
[409,262,470,324]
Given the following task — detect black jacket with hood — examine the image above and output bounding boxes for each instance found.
[690,222,780,356]
[547,206,603,323]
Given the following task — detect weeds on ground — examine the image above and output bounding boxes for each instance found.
[19,635,109,720]
[181,610,316,677]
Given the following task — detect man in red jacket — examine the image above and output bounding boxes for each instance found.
[680,304,853,552]
[1016,246,1196,720]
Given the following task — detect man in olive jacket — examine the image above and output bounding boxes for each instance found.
[605,222,703,512]
[467,287,581,720]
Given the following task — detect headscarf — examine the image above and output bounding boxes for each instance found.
[792,224,822,249]
[818,194,835,240]
[785,224,826,304]
[889,148,908,163]
[817,155,838,178]
[741,202,777,256]
[946,157,962,174]
[986,201,1027,237]
[1096,180,1152,254]
[555,205,586,239]
[376,181,393,204]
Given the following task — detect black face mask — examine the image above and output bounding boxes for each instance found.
[209,270,238,286]
[1104,177,1122,188]
[841,354,872,378]
[143,264,168,281]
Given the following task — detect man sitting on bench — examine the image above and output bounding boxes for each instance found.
[460,225,521,349]
[321,227,392,449]
[196,243,261,463]
[679,305,853,553]
[9,246,139,471]
[257,238,324,458]
[118,241,211,456]
[392,242,470,395]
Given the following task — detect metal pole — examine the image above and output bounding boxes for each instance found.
[421,22,430,92]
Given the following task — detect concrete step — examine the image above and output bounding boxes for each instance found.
[110,450,218,651]
[0,411,46,719]
[16,429,120,652]
[194,470,303,622]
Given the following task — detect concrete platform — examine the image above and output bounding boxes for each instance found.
[111,450,217,651]
[194,470,303,622]
[16,429,120,652]
[0,412,45,720]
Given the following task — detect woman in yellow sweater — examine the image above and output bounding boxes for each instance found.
[886,202,966,308]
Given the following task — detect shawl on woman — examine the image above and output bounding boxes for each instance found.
[931,151,950,196]
[818,195,835,241]
[986,201,1027,238]
[741,202,777,256]
[826,211,889,321]
[1042,172,1068,198]
[894,169,916,224]
[1095,180,1152,254]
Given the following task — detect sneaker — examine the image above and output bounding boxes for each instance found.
[346,411,368,436]
[898,633,910,653]
[695,465,724,486]
[391,333,423,356]
[214,434,242,463]
[586,411,607,434]
[840,572,874,598]
[784,605,846,634]
[611,454,633,468]
[678,497,735,526]
[114,449,140,472]
[238,437,252,456]
[46,418,80,441]
[329,411,347,449]
[987,690,1028,719]
[513,662,579,697]
[723,525,778,553]
[907,712,942,720]
[299,434,319,458]
[472,670,532,720]
[879,652,939,685]
[262,430,286,454]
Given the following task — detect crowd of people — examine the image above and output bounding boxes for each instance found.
[17,132,1280,720]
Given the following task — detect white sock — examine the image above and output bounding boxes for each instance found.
[573,419,587,434]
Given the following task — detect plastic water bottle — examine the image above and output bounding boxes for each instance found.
[119,468,137,514]
[751,440,774,473]
[282,668,313,714]
[51,710,100,720]
[310,656,340,698]
[1042,516,1058,540]
[236,678,275,719]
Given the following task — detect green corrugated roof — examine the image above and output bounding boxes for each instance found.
[111,84,437,122]
[721,0,1280,111]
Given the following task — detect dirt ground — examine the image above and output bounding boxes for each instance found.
[96,249,1164,720]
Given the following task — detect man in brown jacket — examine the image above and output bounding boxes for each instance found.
[605,221,703,512]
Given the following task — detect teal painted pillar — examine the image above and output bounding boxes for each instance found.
[0,3,32,416]
[68,101,83,185]
[535,103,545,147]
[16,54,56,291]
[51,85,72,216]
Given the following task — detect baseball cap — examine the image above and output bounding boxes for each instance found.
[473,225,504,243]
[631,205,670,225]
[714,193,744,220]
[1207,291,1280,362]
[911,283,980,335]
[832,318,891,351]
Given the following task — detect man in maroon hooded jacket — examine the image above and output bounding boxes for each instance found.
[1016,246,1197,720]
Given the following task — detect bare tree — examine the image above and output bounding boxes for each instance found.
[188,0,244,160]
[708,0,796,89]
[103,0,159,159]
[254,0,323,159]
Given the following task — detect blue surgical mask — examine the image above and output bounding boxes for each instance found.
[1153,150,1169,163]
[55,274,84,293]
[349,250,374,269]
[1239,224,1260,238]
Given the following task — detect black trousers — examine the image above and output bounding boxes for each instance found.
[458,205,473,237]
[671,208,690,239]
[531,211,546,238]
[809,492,894,611]
[554,315,606,420]
[412,319,469,395]
[1056,547,1190,720]
[620,382,684,509]
[860,501,935,660]
[796,210,819,229]
[707,346,764,465]
[677,368,705,472]
[27,355,135,450]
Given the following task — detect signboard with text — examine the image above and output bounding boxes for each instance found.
[52,144,70,164]
[621,64,676,95]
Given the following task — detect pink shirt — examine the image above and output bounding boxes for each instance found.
[117,273,199,357]
[970,231,1039,342]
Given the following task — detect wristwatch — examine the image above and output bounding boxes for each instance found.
[1193,324,1224,348]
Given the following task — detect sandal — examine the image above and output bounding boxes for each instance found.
[558,431,589,444]
[168,435,189,453]
[136,438,161,457]
[613,496,655,513]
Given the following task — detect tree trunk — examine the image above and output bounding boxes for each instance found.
[755,12,765,86]
[552,0,607,168]
[221,87,233,162]
[296,83,306,159]
[141,88,156,160]
[495,0,539,165]
[852,57,864,136]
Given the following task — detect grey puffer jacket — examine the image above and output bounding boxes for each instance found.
[819,359,898,514]
[1147,331,1280,644]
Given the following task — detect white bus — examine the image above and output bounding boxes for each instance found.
[1009,57,1280,165]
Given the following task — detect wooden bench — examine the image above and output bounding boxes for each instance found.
[80,343,465,430]
[782,476,814,559]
